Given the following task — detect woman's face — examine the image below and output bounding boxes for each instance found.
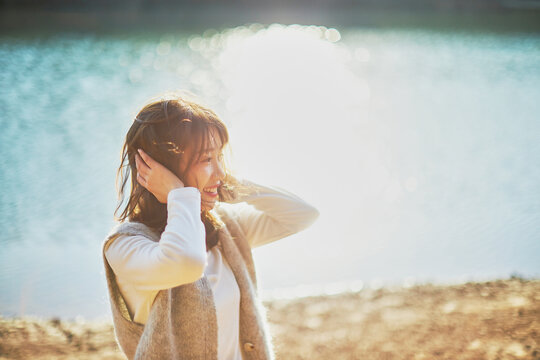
[180,129,226,212]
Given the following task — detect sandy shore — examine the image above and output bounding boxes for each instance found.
[1,278,538,360]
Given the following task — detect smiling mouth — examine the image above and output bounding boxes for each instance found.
[202,185,219,197]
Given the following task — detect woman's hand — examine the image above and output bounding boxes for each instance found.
[135,149,184,203]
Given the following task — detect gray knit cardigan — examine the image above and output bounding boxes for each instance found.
[102,207,274,360]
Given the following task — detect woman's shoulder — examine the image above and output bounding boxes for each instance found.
[103,221,160,252]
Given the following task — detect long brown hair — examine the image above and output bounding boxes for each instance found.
[115,91,236,250]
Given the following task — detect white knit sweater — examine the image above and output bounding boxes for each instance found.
[105,179,319,360]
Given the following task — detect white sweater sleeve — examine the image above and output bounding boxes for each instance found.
[222,179,319,248]
[105,187,208,291]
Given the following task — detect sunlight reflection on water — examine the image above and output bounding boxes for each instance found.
[0,23,538,319]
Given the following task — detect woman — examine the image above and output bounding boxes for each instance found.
[102,91,319,360]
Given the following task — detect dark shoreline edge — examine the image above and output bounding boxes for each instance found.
[2,6,540,34]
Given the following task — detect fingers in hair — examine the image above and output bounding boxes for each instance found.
[137,149,153,168]
[135,153,151,174]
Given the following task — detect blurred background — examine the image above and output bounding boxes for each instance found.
[0,0,539,320]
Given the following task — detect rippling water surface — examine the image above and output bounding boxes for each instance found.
[0,24,539,319]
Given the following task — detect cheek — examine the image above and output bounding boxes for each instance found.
[201,167,214,182]
[191,166,213,188]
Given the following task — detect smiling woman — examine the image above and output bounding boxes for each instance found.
[115,92,233,250]
[103,91,319,359]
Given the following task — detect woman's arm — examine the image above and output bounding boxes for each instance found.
[105,187,207,291]
[220,179,319,248]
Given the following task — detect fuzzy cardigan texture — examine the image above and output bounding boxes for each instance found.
[102,206,274,360]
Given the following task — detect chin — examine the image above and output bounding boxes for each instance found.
[202,202,217,212]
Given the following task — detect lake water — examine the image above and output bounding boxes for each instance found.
[0,23,539,319]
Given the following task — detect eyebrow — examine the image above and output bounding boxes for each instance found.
[200,147,217,153]
[195,147,223,158]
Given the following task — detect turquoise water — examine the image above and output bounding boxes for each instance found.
[0,24,539,319]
